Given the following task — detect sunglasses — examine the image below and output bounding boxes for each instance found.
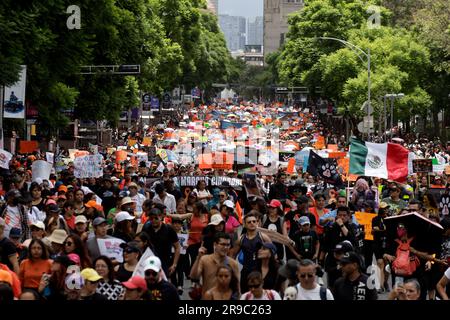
[145,270,158,277]
[246,220,257,224]
[248,283,261,289]
[124,248,137,254]
[299,273,315,279]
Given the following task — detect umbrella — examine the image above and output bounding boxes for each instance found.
[384,212,443,252]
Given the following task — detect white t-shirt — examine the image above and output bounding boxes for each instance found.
[27,206,46,225]
[153,193,177,214]
[445,267,450,280]
[295,284,334,300]
[130,193,146,216]
[240,290,282,300]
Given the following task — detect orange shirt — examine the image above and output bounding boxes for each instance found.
[309,207,329,235]
[188,214,208,246]
[19,259,53,289]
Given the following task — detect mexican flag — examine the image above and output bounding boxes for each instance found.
[349,138,410,182]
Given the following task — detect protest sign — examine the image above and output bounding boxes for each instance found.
[97,238,125,263]
[136,152,148,164]
[174,234,188,255]
[354,212,377,241]
[173,176,243,187]
[74,154,103,178]
[68,149,78,160]
[132,247,167,281]
[32,160,52,182]
[0,149,13,169]
[46,152,54,164]
[19,140,38,154]
[142,137,152,146]
[412,159,433,173]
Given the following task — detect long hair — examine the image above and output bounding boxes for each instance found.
[216,264,239,295]
[28,239,49,260]
[64,234,92,268]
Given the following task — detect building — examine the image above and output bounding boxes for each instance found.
[207,0,218,15]
[219,14,247,52]
[247,16,264,46]
[233,45,264,67]
[264,0,304,58]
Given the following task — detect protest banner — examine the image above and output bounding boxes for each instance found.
[173,176,243,187]
[142,137,152,146]
[46,152,54,164]
[75,150,89,158]
[132,247,167,281]
[314,136,325,149]
[412,159,433,173]
[136,152,148,164]
[329,152,347,159]
[97,238,125,263]
[19,140,38,154]
[74,154,103,178]
[0,149,13,169]
[354,211,377,241]
[32,160,52,182]
[174,234,188,255]
[89,143,99,154]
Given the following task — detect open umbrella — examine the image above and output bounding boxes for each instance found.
[384,212,443,252]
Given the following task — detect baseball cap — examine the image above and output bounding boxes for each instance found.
[121,197,135,207]
[80,268,103,282]
[85,200,103,211]
[115,211,135,223]
[209,214,225,226]
[47,204,61,213]
[120,241,141,254]
[0,270,13,286]
[334,240,354,253]
[144,256,162,273]
[75,215,88,225]
[128,182,138,189]
[223,200,234,209]
[122,276,148,291]
[58,185,68,193]
[67,253,81,266]
[268,199,283,210]
[339,252,362,267]
[31,221,46,231]
[299,216,310,225]
[92,217,107,227]
[9,228,22,239]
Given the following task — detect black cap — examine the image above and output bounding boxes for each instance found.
[334,240,354,253]
[120,241,141,254]
[339,252,362,267]
[47,204,61,213]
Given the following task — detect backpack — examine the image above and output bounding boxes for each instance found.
[392,238,420,276]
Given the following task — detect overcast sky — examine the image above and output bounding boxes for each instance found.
[218,0,263,20]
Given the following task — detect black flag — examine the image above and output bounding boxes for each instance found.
[307,150,343,186]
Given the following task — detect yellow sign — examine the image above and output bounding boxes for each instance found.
[354,211,377,241]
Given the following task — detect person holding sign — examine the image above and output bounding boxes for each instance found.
[86,217,121,261]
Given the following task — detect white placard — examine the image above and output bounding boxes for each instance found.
[32,160,52,182]
[74,154,103,178]
[46,152,54,164]
[173,233,188,255]
[97,238,125,263]
[132,247,167,281]
[0,149,13,169]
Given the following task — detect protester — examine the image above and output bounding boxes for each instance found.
[240,271,281,300]
[203,265,240,300]
[18,239,52,290]
[142,256,179,301]
[295,259,333,300]
[94,256,124,300]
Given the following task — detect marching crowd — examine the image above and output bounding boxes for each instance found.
[0,102,449,301]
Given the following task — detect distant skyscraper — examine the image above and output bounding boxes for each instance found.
[264,0,304,58]
[207,0,219,15]
[247,16,263,45]
[219,14,246,52]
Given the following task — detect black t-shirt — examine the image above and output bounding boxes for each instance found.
[201,225,215,254]
[284,211,316,238]
[371,216,387,246]
[144,280,180,301]
[333,273,378,301]
[144,224,179,271]
[0,237,17,270]
[292,229,318,259]
[99,187,118,214]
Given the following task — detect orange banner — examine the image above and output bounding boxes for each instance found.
[337,158,349,175]
[286,158,296,174]
[142,137,152,146]
[19,141,39,154]
[329,152,347,159]
[355,212,377,241]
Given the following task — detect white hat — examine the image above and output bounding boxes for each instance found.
[31,221,46,231]
[75,215,88,225]
[47,229,68,244]
[115,211,135,223]
[121,197,135,207]
[144,256,162,273]
[209,214,225,226]
[223,200,234,209]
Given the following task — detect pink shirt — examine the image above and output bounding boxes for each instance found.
[224,216,240,234]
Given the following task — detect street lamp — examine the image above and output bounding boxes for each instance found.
[316,37,371,140]
[384,93,404,140]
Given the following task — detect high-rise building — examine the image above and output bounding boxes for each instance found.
[247,16,264,46]
[264,0,304,58]
[207,0,219,15]
[219,14,247,52]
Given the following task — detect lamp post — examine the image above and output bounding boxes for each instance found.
[316,37,371,140]
[384,93,404,140]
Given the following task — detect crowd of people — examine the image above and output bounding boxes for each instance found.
[0,101,449,301]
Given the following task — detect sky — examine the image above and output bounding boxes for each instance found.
[218,0,263,20]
